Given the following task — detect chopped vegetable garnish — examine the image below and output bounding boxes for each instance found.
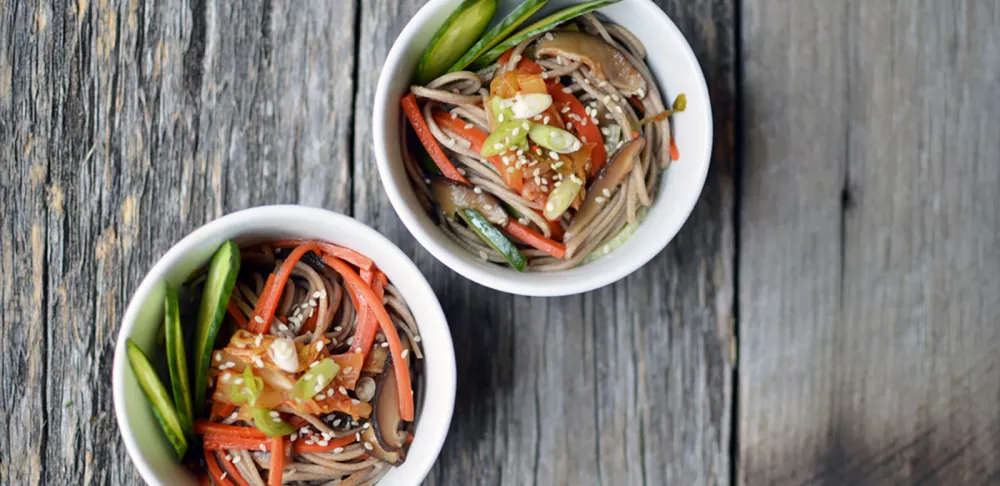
[482,119,532,156]
[127,339,189,459]
[416,0,498,84]
[448,0,549,72]
[292,358,340,401]
[459,208,528,271]
[251,407,296,437]
[192,241,240,412]
[528,124,582,154]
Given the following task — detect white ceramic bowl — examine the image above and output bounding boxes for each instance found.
[373,0,712,297]
[112,206,456,486]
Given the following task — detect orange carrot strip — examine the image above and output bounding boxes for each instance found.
[497,48,544,74]
[670,138,680,160]
[352,270,386,359]
[322,256,414,421]
[505,220,567,259]
[401,93,470,185]
[292,435,355,454]
[204,449,235,486]
[227,301,248,329]
[548,82,607,177]
[194,421,268,439]
[431,111,523,191]
[266,239,374,271]
[209,402,237,421]
[250,242,321,333]
[203,435,270,451]
[268,437,284,486]
[217,450,250,486]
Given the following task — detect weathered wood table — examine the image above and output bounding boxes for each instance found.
[2,0,997,484]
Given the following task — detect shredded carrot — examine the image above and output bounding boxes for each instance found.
[352,269,386,358]
[203,435,271,451]
[497,48,544,74]
[322,256,415,421]
[194,421,268,439]
[266,240,374,271]
[291,435,355,454]
[401,93,470,185]
[226,301,248,329]
[548,83,607,177]
[204,449,235,486]
[217,450,250,486]
[268,437,284,486]
[209,401,237,421]
[250,242,322,333]
[505,220,567,259]
[670,138,680,160]
[431,111,523,191]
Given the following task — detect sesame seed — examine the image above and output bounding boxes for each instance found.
[498,114,505,122]
[567,122,574,130]
[595,196,605,203]
[272,417,282,423]
[603,188,612,197]
[309,361,319,369]
[473,187,482,194]
[413,336,422,342]
[344,366,353,374]
[464,123,473,129]
[234,377,244,385]
[581,136,588,143]
[318,440,329,446]
[451,112,458,119]
[259,444,267,451]
[545,202,554,212]
[543,116,551,124]
[221,373,231,383]
[612,94,620,101]
[309,300,317,307]
[225,454,232,461]
[269,411,280,417]
[339,386,348,395]
[232,456,241,464]
[605,113,614,120]
[355,432,361,441]
[300,427,311,435]
[540,72,549,79]
[561,106,570,114]
[334,326,342,332]
[333,447,345,453]
[347,336,355,345]
[316,393,326,400]
[522,122,530,130]
[401,349,410,359]
[352,399,360,405]
[214,353,222,362]
[229,412,238,420]
[304,439,315,445]
[278,324,288,331]
[220,472,228,481]
[254,316,264,324]
[506,167,516,173]
[479,251,489,260]
[333,418,342,426]
[562,87,573,93]
[364,442,374,451]
[363,422,371,429]
[382,342,390,348]
[549,151,559,160]
[290,433,298,441]
[316,342,323,351]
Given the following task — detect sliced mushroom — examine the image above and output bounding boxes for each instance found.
[355,376,377,403]
[565,137,645,238]
[361,425,405,466]
[430,178,509,226]
[362,345,389,374]
[371,363,408,452]
[533,31,646,94]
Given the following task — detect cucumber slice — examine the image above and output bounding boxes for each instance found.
[252,407,297,437]
[127,339,189,459]
[292,358,340,401]
[163,287,193,437]
[459,208,527,271]
[470,0,621,69]
[448,0,549,73]
[584,206,648,263]
[416,0,498,84]
[191,240,241,413]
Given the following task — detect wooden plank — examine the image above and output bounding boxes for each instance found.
[739,1,1000,484]
[352,1,736,485]
[0,0,356,483]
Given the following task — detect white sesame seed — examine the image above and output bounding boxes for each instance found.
[560,106,570,114]
[290,433,298,442]
[401,349,409,359]
[220,472,228,481]
[512,128,520,136]
[300,427,311,435]
[221,372,232,383]
[309,361,319,369]
[605,113,614,120]
[545,202,554,212]
[347,336,355,345]
[562,87,573,94]
[381,342,390,348]
[278,324,289,331]
[522,122,530,130]
[543,116,551,124]
[254,316,264,324]
[232,456,241,464]
[549,151,559,160]
[498,114,505,122]
[333,418,342,426]
[506,167,516,173]
[351,399,360,405]
[363,422,371,429]
[473,187,482,194]
[214,353,222,362]
[356,432,361,441]
[234,377,244,385]
[229,412,238,420]
[451,112,458,119]
[612,94,620,101]
[464,123,473,129]
[334,326,342,332]
[581,136,588,143]
[316,393,327,400]
[255,334,263,346]
[225,454,232,461]
[304,439,315,445]
[316,342,324,351]
[269,411,280,417]
[318,440,329,446]
[595,196,605,203]
[364,442,374,451]
[259,444,267,451]
[479,251,489,260]
[333,447,344,453]
[603,188,612,197]
[413,336,422,342]
[339,386,348,395]
[272,417,282,423]
[567,122,573,130]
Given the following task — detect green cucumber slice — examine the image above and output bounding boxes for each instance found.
[163,287,193,437]
[459,208,527,271]
[292,358,340,401]
[584,206,648,263]
[191,240,241,413]
[252,407,297,437]
[470,0,621,69]
[127,339,189,459]
[416,0,498,84]
[448,0,549,73]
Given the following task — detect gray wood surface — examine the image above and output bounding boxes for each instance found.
[739,0,1000,485]
[1,0,996,485]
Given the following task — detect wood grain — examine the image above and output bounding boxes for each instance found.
[739,1,1000,484]
[351,1,736,485]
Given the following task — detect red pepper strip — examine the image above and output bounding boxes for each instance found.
[268,437,284,486]
[497,48,544,74]
[291,435,355,454]
[505,220,567,259]
[226,301,248,329]
[203,435,270,451]
[250,242,321,333]
[548,82,607,177]
[431,111,524,192]
[209,402,236,421]
[401,93,470,185]
[352,270,386,359]
[670,139,680,160]
[217,450,250,486]
[266,239,374,271]
[322,256,414,421]
[204,449,235,486]
[194,421,268,439]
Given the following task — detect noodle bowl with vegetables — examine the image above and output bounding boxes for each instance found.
[400,0,686,271]
[125,239,425,485]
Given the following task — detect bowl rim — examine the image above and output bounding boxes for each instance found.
[372,0,713,297]
[112,205,456,486]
